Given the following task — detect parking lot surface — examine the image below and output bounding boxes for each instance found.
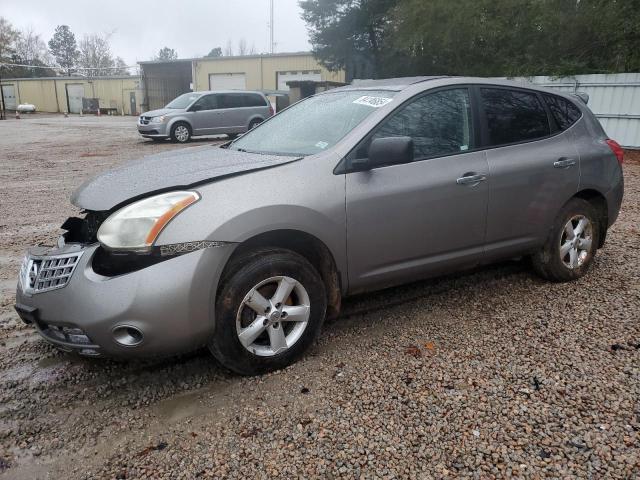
[0,115,638,479]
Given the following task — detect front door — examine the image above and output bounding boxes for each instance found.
[190,94,221,135]
[478,87,580,260]
[345,88,489,293]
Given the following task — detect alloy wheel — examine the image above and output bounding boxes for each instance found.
[559,215,593,269]
[174,125,189,142]
[235,276,311,357]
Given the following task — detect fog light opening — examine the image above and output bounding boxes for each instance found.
[112,325,144,347]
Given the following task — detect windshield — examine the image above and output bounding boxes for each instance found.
[166,93,203,109]
[229,90,396,155]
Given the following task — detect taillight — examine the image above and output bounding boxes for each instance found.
[269,104,274,116]
[606,139,624,165]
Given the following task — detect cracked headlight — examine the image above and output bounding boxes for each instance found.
[97,191,200,251]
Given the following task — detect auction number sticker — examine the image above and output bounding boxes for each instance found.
[353,96,393,108]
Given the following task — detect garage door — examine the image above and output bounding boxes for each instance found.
[277,70,322,91]
[209,73,247,90]
[66,84,85,113]
[1,85,16,110]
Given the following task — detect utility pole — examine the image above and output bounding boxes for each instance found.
[0,65,5,120]
[269,0,274,54]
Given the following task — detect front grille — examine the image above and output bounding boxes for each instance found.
[140,116,151,125]
[20,251,83,294]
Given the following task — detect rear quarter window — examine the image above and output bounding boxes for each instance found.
[481,88,551,146]
[542,93,582,131]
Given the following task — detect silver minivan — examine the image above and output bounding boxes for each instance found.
[17,77,624,375]
[137,90,273,142]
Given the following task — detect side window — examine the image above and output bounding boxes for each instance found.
[219,94,245,109]
[193,94,218,111]
[480,88,550,145]
[243,94,267,107]
[542,93,582,131]
[369,88,473,159]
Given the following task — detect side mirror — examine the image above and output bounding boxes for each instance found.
[354,136,413,170]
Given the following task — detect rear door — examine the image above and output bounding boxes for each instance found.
[479,86,580,260]
[215,93,248,132]
[345,87,489,293]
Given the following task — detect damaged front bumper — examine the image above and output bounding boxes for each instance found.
[15,241,235,358]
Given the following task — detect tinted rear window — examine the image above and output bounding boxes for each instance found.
[481,88,550,145]
[218,94,244,109]
[542,93,582,131]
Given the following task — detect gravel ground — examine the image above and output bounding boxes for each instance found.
[0,115,638,479]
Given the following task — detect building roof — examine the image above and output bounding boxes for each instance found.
[1,75,138,82]
[138,51,315,65]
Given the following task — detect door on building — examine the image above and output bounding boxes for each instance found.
[1,85,17,110]
[209,73,247,90]
[66,84,84,113]
[129,92,137,115]
[277,70,322,91]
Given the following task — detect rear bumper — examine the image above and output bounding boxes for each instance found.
[605,172,624,227]
[15,242,235,358]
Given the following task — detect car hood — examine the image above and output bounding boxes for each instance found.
[141,108,178,117]
[71,145,301,211]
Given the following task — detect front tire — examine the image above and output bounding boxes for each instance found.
[209,248,327,375]
[170,122,191,143]
[532,198,600,282]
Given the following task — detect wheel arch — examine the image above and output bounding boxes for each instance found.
[168,118,193,134]
[572,189,608,248]
[221,229,342,320]
[246,115,265,129]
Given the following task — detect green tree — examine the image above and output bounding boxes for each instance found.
[206,47,222,57]
[300,0,400,79]
[300,0,640,78]
[48,25,79,75]
[155,47,178,61]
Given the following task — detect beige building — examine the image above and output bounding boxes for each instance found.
[0,53,345,115]
[0,76,142,115]
[140,52,345,111]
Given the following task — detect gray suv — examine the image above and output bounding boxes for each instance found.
[137,90,273,142]
[16,77,624,375]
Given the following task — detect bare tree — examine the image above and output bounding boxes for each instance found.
[0,17,18,60]
[14,27,52,65]
[77,33,116,76]
[224,39,233,56]
[238,38,248,56]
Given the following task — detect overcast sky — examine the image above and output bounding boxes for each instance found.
[1,0,311,66]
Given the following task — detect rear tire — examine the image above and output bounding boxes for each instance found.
[170,122,191,143]
[209,248,327,376]
[248,118,263,130]
[532,198,600,282]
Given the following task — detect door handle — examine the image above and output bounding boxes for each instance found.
[553,158,576,168]
[456,173,487,185]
